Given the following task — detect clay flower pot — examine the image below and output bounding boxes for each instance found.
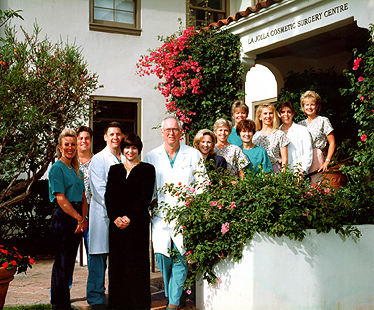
[0,267,16,310]
[323,163,348,190]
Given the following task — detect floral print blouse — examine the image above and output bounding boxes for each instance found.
[214,144,250,177]
[298,116,334,151]
[252,129,290,164]
[79,159,92,206]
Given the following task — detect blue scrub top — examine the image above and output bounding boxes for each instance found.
[241,145,272,174]
[48,160,84,203]
[227,129,243,147]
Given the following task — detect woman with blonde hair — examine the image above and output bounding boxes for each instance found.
[48,128,88,310]
[252,103,290,172]
[227,100,249,146]
[298,90,336,183]
[213,118,249,178]
[193,129,227,169]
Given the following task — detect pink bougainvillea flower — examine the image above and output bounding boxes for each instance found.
[360,96,365,101]
[210,201,218,206]
[353,57,362,70]
[187,289,192,295]
[361,134,367,141]
[217,277,222,283]
[217,203,223,210]
[221,222,229,234]
[358,76,364,82]
[231,202,237,209]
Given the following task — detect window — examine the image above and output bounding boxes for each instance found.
[91,96,141,154]
[187,0,228,29]
[89,0,141,36]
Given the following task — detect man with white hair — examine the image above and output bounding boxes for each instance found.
[144,116,204,310]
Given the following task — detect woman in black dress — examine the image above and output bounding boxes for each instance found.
[105,133,156,310]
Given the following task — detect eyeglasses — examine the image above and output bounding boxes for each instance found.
[162,128,180,134]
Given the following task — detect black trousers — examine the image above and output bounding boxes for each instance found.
[50,202,82,309]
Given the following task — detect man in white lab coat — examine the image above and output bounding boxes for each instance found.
[144,116,204,310]
[86,122,125,310]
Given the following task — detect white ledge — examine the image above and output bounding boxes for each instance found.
[196,225,374,310]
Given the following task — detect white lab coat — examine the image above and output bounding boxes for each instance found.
[281,122,313,172]
[143,143,205,257]
[89,146,125,254]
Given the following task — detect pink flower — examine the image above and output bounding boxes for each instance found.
[206,181,212,186]
[210,201,218,206]
[221,222,229,234]
[231,202,237,209]
[187,289,192,295]
[353,57,362,70]
[358,76,364,82]
[217,204,223,210]
[217,277,222,283]
[361,134,367,141]
[360,96,365,101]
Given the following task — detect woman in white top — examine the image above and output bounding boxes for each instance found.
[252,103,290,173]
[298,90,336,184]
[278,101,313,174]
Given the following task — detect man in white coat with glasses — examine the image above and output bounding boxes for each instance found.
[144,116,205,310]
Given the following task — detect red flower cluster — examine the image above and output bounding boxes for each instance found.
[0,244,34,273]
[353,57,362,70]
[361,134,368,142]
[137,27,202,126]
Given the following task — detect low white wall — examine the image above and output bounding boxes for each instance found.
[196,225,374,310]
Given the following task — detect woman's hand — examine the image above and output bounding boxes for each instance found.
[75,216,88,234]
[114,216,131,229]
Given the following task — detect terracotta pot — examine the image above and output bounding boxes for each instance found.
[323,163,348,190]
[0,267,16,310]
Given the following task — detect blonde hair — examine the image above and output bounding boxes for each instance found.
[57,128,81,177]
[231,100,249,117]
[300,90,321,115]
[255,103,280,131]
[213,118,232,134]
[193,129,217,156]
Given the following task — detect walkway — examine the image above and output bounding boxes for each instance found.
[4,258,197,309]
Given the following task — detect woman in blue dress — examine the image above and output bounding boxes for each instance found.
[48,128,88,310]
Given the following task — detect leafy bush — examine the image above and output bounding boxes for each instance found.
[160,166,362,287]
[137,22,245,140]
[0,180,54,257]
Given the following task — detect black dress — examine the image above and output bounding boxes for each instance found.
[105,162,156,310]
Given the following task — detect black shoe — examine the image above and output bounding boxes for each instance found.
[92,304,108,310]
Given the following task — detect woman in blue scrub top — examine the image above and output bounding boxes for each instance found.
[227,100,249,146]
[48,128,88,310]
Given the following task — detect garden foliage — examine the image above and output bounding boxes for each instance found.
[137,22,245,140]
[160,165,362,287]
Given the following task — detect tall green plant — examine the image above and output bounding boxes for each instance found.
[0,23,102,217]
[137,23,245,140]
[339,24,374,210]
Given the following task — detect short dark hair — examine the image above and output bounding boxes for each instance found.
[120,132,143,155]
[236,119,256,135]
[104,121,122,135]
[76,125,93,138]
[277,101,295,114]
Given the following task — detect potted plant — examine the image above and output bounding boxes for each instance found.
[0,244,34,308]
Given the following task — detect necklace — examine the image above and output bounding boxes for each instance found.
[123,160,141,172]
[60,159,73,169]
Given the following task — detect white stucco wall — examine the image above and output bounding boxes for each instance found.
[196,225,374,310]
[1,0,186,155]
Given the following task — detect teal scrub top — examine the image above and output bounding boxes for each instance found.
[227,129,243,147]
[241,145,272,174]
[48,160,84,203]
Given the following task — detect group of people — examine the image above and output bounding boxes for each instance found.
[47,90,335,310]
[192,90,335,184]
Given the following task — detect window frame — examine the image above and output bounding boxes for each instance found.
[89,0,141,36]
[90,96,142,153]
[186,0,229,28]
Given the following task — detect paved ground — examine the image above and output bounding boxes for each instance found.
[4,258,197,310]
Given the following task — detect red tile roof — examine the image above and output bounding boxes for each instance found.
[206,0,284,29]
